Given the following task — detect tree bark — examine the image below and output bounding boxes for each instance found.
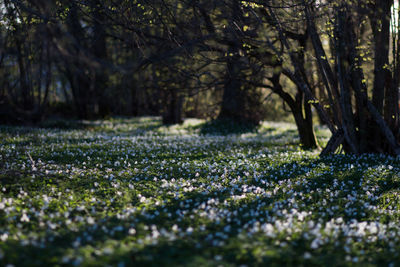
[371,0,393,114]
[162,88,183,124]
[91,0,109,117]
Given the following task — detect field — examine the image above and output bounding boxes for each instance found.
[1,117,400,266]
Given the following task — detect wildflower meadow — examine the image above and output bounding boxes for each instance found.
[1,117,400,266]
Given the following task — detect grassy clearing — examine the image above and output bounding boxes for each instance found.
[0,117,399,266]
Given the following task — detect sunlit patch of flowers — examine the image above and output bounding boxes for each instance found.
[0,117,399,265]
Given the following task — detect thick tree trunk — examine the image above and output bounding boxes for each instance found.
[218,0,244,123]
[336,9,358,153]
[162,89,183,125]
[370,1,393,150]
[293,106,318,149]
[218,48,244,121]
[218,0,260,125]
[371,0,393,114]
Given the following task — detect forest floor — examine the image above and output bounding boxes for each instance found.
[1,117,400,266]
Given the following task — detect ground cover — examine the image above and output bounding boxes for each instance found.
[0,117,399,266]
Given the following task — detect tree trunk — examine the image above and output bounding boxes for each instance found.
[336,8,358,153]
[162,89,183,125]
[91,0,109,117]
[293,105,319,149]
[371,0,393,114]
[218,0,257,124]
[270,75,318,149]
[218,47,244,121]
[370,0,393,150]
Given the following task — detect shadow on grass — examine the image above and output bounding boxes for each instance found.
[3,119,400,265]
[39,119,92,130]
[0,183,307,266]
[1,154,399,266]
[40,117,165,133]
[2,117,165,133]
[197,119,259,135]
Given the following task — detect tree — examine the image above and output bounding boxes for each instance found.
[258,0,400,154]
[4,0,400,155]
[0,0,53,123]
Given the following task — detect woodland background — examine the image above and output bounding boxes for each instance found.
[1,0,400,154]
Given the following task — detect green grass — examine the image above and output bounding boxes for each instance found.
[0,117,399,266]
